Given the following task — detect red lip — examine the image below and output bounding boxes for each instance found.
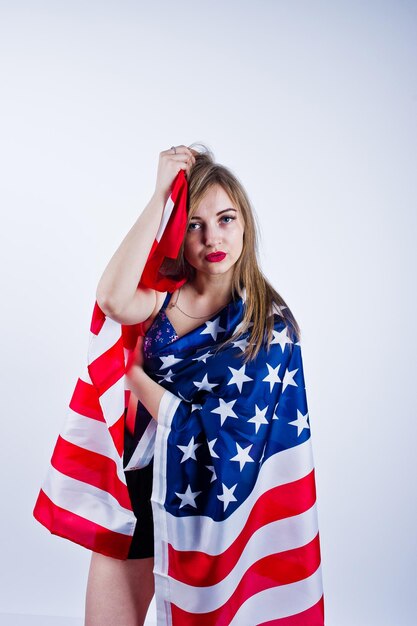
[205,251,226,262]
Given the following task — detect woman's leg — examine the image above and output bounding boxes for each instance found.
[84,552,154,626]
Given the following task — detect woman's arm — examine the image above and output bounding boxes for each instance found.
[96,192,166,321]
[126,365,166,422]
[96,146,195,322]
[125,336,165,421]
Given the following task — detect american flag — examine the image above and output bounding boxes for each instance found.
[142,296,325,625]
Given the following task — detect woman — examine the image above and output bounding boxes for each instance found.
[84,144,325,625]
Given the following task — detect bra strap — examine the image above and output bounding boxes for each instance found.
[161,291,172,311]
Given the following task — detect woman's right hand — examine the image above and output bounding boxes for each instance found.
[153,145,196,204]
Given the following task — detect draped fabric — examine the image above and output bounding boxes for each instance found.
[33,167,325,624]
[33,170,188,559]
[143,296,325,624]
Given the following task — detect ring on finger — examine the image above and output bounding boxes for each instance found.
[170,145,177,154]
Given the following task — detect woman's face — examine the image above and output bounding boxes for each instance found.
[183,184,245,280]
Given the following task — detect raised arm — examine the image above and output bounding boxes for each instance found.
[96,145,195,324]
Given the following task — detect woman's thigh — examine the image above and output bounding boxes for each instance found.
[85,552,154,626]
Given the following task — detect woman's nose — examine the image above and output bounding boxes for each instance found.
[203,225,222,247]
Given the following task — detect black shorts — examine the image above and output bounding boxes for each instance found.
[124,458,154,559]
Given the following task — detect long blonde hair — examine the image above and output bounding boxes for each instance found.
[162,143,301,362]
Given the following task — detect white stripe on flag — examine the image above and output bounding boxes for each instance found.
[99,375,125,428]
[60,408,127,483]
[152,389,181,626]
[42,466,136,535]
[155,195,175,243]
[88,316,121,364]
[123,418,157,471]
[78,366,92,384]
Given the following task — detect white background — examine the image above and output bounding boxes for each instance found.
[0,1,416,624]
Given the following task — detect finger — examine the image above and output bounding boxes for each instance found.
[173,144,193,154]
[165,153,192,160]
[162,145,195,159]
[165,154,195,167]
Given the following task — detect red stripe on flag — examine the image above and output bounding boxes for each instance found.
[169,470,317,586]
[51,435,132,510]
[171,536,322,626]
[90,300,106,335]
[109,414,125,458]
[122,323,144,351]
[69,378,105,422]
[258,595,325,625]
[33,489,132,560]
[88,337,125,396]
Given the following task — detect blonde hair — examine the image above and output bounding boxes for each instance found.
[162,142,301,362]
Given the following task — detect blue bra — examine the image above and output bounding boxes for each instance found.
[143,292,178,358]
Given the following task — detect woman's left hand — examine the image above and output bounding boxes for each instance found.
[124,336,165,420]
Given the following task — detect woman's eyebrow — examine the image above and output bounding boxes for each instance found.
[191,208,237,220]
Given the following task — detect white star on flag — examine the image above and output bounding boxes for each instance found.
[227,364,253,392]
[157,369,175,383]
[211,398,238,425]
[207,438,219,458]
[205,465,217,483]
[193,373,218,392]
[192,350,212,363]
[248,404,269,433]
[230,442,255,471]
[191,403,203,412]
[282,367,299,392]
[217,482,238,511]
[271,327,293,352]
[231,337,249,352]
[234,319,254,334]
[158,354,183,369]
[262,363,282,392]
[288,410,310,436]
[175,484,202,509]
[201,317,225,340]
[177,436,202,462]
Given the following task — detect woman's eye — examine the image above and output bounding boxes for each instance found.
[187,216,235,231]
